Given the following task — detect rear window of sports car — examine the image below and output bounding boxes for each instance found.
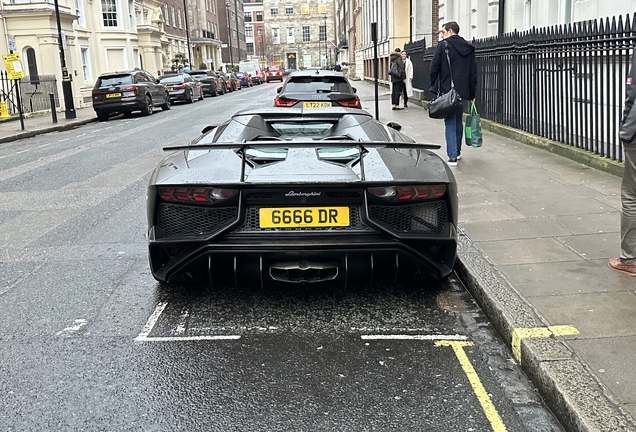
[270,121,335,137]
[283,77,353,93]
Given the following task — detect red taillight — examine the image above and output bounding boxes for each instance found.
[121,85,138,91]
[265,72,270,76]
[158,187,238,204]
[274,97,299,107]
[91,89,101,96]
[367,185,446,201]
[174,84,186,89]
[336,98,361,108]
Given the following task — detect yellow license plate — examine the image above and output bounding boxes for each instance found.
[167,87,174,91]
[303,101,332,108]
[259,207,349,228]
[106,93,122,98]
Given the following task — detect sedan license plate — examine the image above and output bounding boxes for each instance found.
[105,93,122,98]
[167,87,174,91]
[303,101,332,108]
[259,207,349,228]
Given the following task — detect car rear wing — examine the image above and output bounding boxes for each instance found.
[163,140,441,182]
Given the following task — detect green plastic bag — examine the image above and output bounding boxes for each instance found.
[465,102,482,148]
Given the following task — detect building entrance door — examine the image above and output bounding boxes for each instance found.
[286,53,296,69]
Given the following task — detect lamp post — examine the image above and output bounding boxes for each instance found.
[53,0,76,119]
[183,0,193,68]
[226,3,234,69]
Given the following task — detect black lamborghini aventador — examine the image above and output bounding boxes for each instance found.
[146,107,458,285]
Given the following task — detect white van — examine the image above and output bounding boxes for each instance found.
[239,60,264,84]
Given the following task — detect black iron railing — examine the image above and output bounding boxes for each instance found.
[419,14,636,162]
[0,71,59,115]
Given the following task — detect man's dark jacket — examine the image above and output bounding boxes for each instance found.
[620,44,636,145]
[429,35,477,100]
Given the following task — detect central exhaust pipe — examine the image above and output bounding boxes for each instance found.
[269,260,339,283]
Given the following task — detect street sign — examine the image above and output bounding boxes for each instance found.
[8,37,15,52]
[61,31,67,49]
[2,53,25,80]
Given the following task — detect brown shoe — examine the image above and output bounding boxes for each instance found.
[608,258,636,276]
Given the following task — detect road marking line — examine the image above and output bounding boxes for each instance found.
[135,302,241,342]
[39,143,51,148]
[135,301,168,341]
[511,325,579,363]
[56,319,87,335]
[135,335,241,342]
[361,334,468,341]
[436,341,507,432]
[15,149,29,154]
[58,138,69,142]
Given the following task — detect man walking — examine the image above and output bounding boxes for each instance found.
[429,21,477,166]
[609,42,636,276]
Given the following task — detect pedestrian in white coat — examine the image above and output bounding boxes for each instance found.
[401,51,414,108]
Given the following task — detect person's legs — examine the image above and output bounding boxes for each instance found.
[403,86,409,107]
[444,113,458,161]
[609,144,636,275]
[392,82,404,108]
[621,145,636,263]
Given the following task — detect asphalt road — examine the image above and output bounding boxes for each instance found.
[0,84,563,431]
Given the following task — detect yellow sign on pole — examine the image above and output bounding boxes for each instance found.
[2,53,26,80]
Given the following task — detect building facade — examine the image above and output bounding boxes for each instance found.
[244,0,265,67]
[261,0,335,69]
[216,0,246,68]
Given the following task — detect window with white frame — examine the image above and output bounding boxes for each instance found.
[286,26,294,43]
[128,0,135,29]
[177,9,182,29]
[272,28,280,44]
[171,6,176,26]
[81,47,92,81]
[101,0,119,27]
[270,5,278,15]
[75,0,86,27]
[256,11,262,20]
[244,11,252,22]
[300,3,309,14]
[558,0,571,24]
[273,55,281,67]
[317,0,326,13]
[302,26,310,42]
[245,26,253,37]
[303,54,311,68]
[319,25,326,41]
[285,4,293,14]
[246,42,254,54]
[163,3,169,25]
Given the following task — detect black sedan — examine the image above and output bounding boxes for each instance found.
[188,70,225,96]
[146,108,458,285]
[158,73,204,103]
[274,69,361,108]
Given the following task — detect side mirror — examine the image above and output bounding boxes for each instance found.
[386,122,402,131]
[156,79,160,84]
[277,87,282,93]
[352,87,357,93]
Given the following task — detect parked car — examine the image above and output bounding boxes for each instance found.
[216,72,234,92]
[239,72,253,87]
[92,69,170,121]
[238,60,264,84]
[158,73,204,103]
[146,107,457,285]
[265,67,284,83]
[188,70,225,96]
[228,72,242,91]
[274,69,361,108]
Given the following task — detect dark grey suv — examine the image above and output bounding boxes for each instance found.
[92,69,171,121]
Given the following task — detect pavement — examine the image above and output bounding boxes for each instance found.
[2,86,636,432]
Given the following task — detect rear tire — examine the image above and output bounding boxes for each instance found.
[161,93,171,111]
[97,111,109,121]
[141,95,153,115]
[187,91,194,103]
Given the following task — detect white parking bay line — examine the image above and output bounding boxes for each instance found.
[361,334,469,341]
[135,301,241,342]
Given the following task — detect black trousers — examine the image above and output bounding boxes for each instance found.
[402,86,408,106]
[392,81,405,105]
